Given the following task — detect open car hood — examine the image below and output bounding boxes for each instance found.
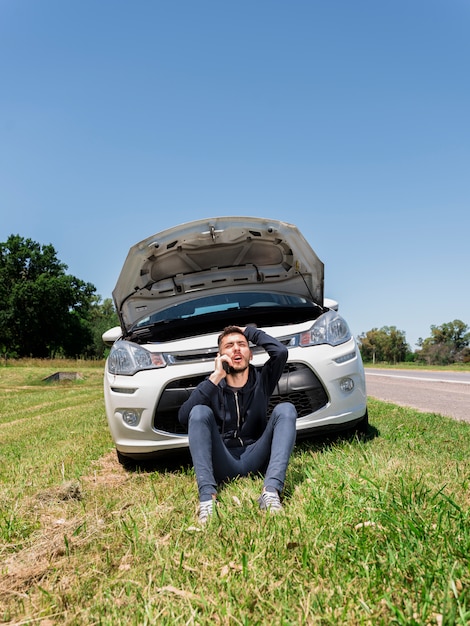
[113,217,324,332]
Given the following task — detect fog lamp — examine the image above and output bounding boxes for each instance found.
[121,409,141,427]
[339,377,354,392]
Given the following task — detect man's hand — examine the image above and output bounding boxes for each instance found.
[242,323,257,332]
[209,354,233,385]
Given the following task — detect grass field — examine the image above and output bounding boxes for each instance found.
[1,361,469,625]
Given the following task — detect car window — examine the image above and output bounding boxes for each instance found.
[135,292,312,328]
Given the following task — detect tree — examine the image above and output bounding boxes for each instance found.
[0,235,97,358]
[358,326,409,364]
[416,320,470,365]
[88,297,120,358]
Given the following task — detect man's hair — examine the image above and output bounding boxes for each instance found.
[217,325,245,348]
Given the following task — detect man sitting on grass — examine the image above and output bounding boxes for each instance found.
[178,324,297,524]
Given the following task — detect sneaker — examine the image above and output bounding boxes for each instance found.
[198,498,216,524]
[258,488,282,513]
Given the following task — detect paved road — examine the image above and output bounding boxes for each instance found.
[365,368,470,423]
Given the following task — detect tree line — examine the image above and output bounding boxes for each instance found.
[0,235,118,359]
[358,320,470,365]
[1,235,469,364]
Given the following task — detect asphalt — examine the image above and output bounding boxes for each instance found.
[365,369,470,424]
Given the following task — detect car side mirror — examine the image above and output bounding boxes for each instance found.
[102,326,123,346]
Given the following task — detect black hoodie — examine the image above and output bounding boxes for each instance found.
[178,326,288,447]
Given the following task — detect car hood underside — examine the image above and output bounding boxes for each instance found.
[113,217,325,333]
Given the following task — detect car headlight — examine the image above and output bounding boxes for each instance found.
[299,310,352,347]
[107,340,166,375]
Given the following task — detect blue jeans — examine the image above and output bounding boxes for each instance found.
[187,402,297,501]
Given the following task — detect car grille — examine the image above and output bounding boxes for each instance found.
[153,362,328,434]
[163,339,291,365]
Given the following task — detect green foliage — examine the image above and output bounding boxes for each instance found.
[0,235,116,359]
[89,297,119,359]
[359,320,470,365]
[416,320,470,365]
[358,325,409,363]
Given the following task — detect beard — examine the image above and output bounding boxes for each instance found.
[231,361,249,373]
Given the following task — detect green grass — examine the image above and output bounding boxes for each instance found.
[1,363,469,624]
[364,362,470,372]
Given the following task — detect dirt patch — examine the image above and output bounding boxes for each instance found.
[82,450,129,487]
[37,480,83,503]
[0,451,128,611]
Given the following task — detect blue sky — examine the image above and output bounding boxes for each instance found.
[1,0,469,349]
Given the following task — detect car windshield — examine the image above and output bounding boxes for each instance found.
[125,291,323,342]
[135,292,314,328]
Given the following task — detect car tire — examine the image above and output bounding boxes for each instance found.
[116,449,136,469]
[355,409,369,435]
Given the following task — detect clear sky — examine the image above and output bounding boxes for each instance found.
[1,0,469,349]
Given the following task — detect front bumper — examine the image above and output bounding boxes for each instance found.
[104,338,367,459]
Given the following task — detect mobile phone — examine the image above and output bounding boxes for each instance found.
[222,361,233,374]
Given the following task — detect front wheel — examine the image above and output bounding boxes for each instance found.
[355,409,369,435]
[116,449,138,470]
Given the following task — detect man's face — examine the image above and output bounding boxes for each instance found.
[219,332,252,372]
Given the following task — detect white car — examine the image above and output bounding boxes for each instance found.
[103,217,368,463]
